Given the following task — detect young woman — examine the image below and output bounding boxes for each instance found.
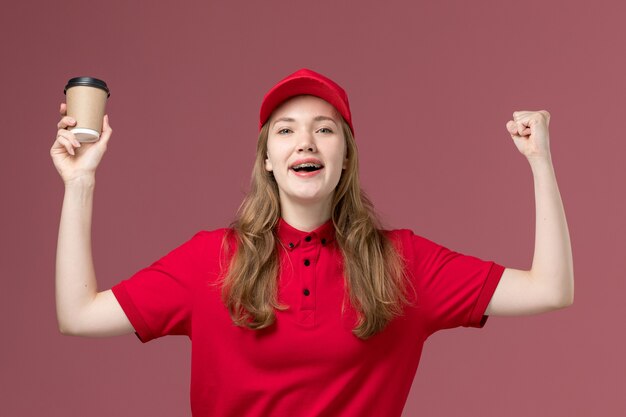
[52,68,574,417]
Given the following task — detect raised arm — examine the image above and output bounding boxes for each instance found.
[52,103,134,336]
[486,110,574,316]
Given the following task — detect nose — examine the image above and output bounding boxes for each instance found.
[297,133,317,153]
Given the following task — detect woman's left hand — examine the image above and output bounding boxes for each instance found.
[506,110,551,162]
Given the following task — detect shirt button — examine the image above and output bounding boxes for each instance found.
[304,259,310,266]
[304,236,311,242]
[321,238,326,245]
[288,242,294,248]
[303,288,310,296]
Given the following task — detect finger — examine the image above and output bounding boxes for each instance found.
[515,110,548,125]
[57,116,77,130]
[513,111,524,121]
[57,131,80,150]
[102,114,111,132]
[513,111,536,122]
[98,114,113,146]
[57,129,81,148]
[506,120,518,135]
[60,102,67,116]
[516,121,531,136]
[506,120,528,137]
[56,134,77,155]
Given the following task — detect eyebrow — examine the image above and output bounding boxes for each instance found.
[271,115,338,128]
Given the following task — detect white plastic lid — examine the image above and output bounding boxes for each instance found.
[72,128,100,142]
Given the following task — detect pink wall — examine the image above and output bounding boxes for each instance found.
[2,1,624,416]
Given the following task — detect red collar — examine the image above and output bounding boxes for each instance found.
[276,217,336,249]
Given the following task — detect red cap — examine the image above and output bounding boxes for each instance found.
[259,68,354,135]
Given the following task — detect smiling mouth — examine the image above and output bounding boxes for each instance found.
[291,162,324,173]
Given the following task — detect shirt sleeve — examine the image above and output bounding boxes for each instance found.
[399,229,505,334]
[111,231,209,343]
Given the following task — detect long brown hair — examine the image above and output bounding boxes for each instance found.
[214,117,415,339]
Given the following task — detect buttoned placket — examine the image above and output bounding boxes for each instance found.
[287,233,324,327]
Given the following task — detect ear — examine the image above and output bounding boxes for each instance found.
[342,157,348,170]
[265,153,273,172]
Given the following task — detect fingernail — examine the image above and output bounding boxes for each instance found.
[69,118,76,123]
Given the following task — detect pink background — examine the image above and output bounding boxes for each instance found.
[2,1,624,416]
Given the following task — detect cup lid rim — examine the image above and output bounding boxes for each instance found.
[64,77,110,97]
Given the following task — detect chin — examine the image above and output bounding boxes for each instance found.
[287,189,332,204]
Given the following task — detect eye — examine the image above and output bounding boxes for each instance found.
[277,128,292,135]
[317,127,333,134]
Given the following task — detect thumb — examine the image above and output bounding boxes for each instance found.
[99,114,113,146]
[506,120,518,137]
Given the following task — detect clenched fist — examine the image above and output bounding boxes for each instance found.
[506,110,551,162]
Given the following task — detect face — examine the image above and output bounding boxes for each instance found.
[265,95,348,208]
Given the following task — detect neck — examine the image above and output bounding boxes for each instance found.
[279,193,333,232]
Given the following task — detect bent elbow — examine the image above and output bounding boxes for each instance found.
[554,296,573,310]
[551,285,574,310]
[562,291,574,308]
[58,323,73,336]
[561,276,575,308]
[58,320,80,336]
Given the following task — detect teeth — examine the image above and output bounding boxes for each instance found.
[292,162,322,169]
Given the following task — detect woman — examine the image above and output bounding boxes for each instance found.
[52,68,574,417]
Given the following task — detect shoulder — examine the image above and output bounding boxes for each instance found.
[183,227,239,257]
[156,228,235,260]
[163,228,238,276]
[190,227,233,245]
[380,228,443,250]
[379,227,453,265]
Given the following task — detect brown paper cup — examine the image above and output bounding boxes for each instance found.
[64,77,110,142]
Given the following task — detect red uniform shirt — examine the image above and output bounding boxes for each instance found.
[112,218,505,417]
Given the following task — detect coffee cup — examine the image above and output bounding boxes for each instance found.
[63,77,110,142]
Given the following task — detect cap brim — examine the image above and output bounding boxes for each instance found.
[260,77,349,130]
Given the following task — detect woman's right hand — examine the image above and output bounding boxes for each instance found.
[50,102,113,184]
